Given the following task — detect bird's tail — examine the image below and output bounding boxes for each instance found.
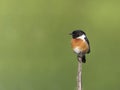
[77,55,86,63]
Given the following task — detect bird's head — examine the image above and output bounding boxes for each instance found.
[69,30,86,39]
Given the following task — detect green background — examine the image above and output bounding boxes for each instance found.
[0,0,120,90]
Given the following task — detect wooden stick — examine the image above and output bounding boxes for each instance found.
[77,58,82,90]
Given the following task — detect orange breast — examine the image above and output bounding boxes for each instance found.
[71,39,89,53]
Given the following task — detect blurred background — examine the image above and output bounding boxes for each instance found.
[0,0,120,90]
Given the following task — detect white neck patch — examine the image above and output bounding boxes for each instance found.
[77,34,86,41]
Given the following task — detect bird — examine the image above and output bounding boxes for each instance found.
[69,30,90,63]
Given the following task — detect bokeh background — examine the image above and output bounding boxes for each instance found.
[0,0,120,90]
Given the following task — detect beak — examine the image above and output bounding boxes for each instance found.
[69,33,72,35]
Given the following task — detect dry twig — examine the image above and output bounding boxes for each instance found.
[77,58,82,90]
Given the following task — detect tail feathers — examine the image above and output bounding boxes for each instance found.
[82,55,86,63]
[77,55,86,63]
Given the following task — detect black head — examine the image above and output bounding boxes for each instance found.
[70,30,86,38]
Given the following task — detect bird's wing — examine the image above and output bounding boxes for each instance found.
[85,37,90,53]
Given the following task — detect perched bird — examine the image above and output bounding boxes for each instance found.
[70,30,90,63]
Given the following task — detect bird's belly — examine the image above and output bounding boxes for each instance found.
[71,39,89,54]
[73,47,81,54]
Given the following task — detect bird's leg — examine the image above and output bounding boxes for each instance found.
[77,52,83,63]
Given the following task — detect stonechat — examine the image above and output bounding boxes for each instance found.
[70,30,90,63]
